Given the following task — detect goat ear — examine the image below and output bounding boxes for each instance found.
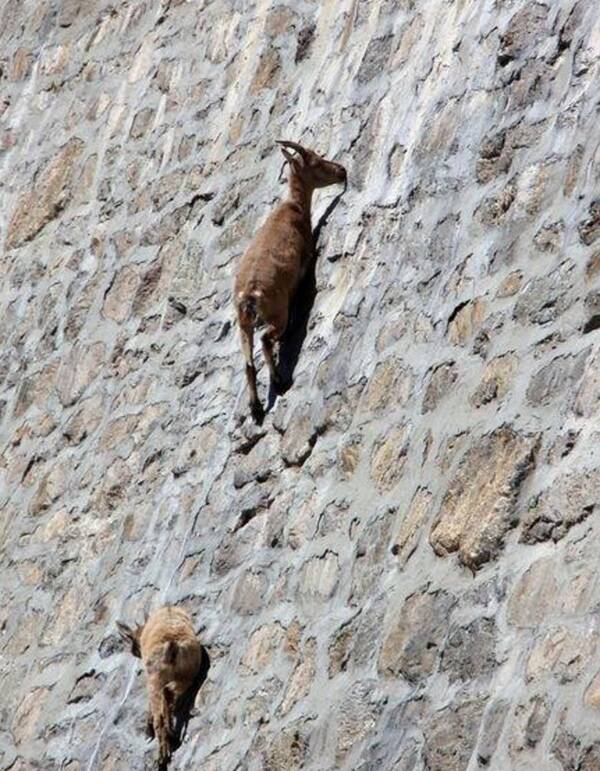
[279,148,305,173]
[279,146,295,163]
[116,621,142,658]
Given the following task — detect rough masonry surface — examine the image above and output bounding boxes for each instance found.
[0,0,599,769]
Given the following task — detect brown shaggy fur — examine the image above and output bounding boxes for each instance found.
[117,606,202,767]
[234,140,346,422]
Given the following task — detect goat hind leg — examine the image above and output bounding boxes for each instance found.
[261,315,287,394]
[240,322,263,423]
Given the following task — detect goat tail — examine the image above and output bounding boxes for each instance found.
[237,291,261,324]
[164,640,179,666]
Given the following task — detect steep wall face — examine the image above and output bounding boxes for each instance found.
[1,0,599,769]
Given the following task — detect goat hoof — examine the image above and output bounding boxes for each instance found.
[250,401,265,424]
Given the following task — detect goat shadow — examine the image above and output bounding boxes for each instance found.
[267,188,345,410]
[162,646,211,769]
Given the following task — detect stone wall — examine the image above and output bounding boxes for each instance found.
[1,0,599,769]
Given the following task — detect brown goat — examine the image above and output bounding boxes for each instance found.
[117,606,203,767]
[234,140,346,422]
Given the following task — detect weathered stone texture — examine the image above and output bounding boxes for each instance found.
[378,589,456,681]
[6,138,84,249]
[430,427,538,570]
[1,0,599,768]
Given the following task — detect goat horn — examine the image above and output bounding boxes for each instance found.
[276,140,308,159]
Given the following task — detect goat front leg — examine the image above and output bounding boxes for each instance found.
[239,321,264,423]
[261,311,288,395]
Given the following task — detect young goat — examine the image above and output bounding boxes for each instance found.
[117,606,203,767]
[234,140,346,422]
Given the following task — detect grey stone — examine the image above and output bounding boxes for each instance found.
[440,617,498,682]
[1,0,600,767]
[422,696,487,771]
[378,589,456,682]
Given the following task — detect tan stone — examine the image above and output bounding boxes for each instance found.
[7,138,84,249]
[250,48,280,93]
[102,265,140,322]
[241,623,285,674]
[131,259,164,316]
[335,681,380,762]
[98,403,165,455]
[436,430,469,474]
[98,413,138,454]
[521,468,600,545]
[173,422,220,476]
[42,508,70,540]
[586,251,600,279]
[391,488,432,563]
[471,353,518,407]
[29,458,70,515]
[448,298,486,345]
[238,676,283,728]
[339,439,360,475]
[62,393,104,445]
[278,639,316,716]
[13,361,60,418]
[110,375,157,410]
[430,426,538,569]
[561,564,596,616]
[129,106,155,139]
[92,458,132,513]
[57,342,107,406]
[42,580,91,646]
[574,349,600,417]
[17,561,42,586]
[281,409,319,467]
[63,271,103,341]
[379,590,456,681]
[516,161,555,217]
[4,612,41,656]
[422,362,457,412]
[564,144,584,197]
[370,424,411,491]
[231,570,268,615]
[526,626,596,683]
[260,720,311,770]
[584,670,600,709]
[423,696,487,771]
[265,7,297,36]
[507,558,559,628]
[299,551,339,599]
[12,687,49,744]
[284,619,302,657]
[286,495,319,550]
[497,270,523,298]
[362,356,412,413]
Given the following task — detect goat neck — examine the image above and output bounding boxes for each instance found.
[287,169,313,223]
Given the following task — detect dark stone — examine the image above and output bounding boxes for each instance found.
[440,617,498,682]
[357,35,394,84]
[579,199,600,245]
[422,696,487,771]
[513,260,575,326]
[526,349,588,406]
[296,24,316,63]
[378,589,456,681]
[422,361,457,413]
